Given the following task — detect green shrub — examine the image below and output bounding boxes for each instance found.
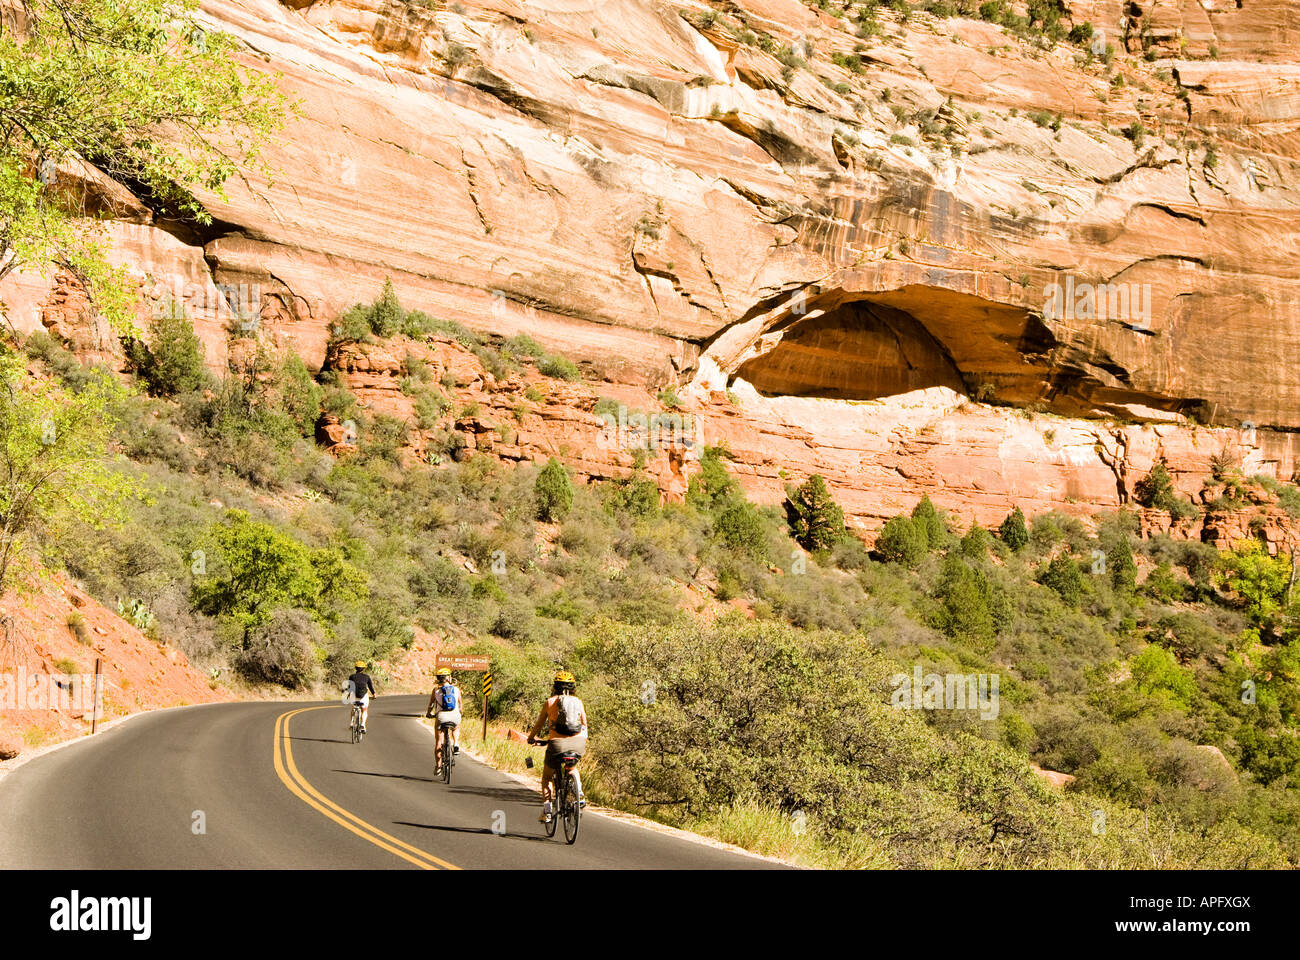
[235,607,323,689]
[534,458,575,522]
[1130,644,1195,707]
[505,333,546,358]
[538,354,581,381]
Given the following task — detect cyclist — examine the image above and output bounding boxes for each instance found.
[527,671,587,823]
[347,660,377,733]
[425,668,463,777]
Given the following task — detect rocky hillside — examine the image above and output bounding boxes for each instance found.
[0,572,229,762]
[9,0,1300,531]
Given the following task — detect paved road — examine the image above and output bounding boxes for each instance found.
[0,695,776,869]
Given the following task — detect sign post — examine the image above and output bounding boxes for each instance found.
[434,654,491,743]
[91,657,102,735]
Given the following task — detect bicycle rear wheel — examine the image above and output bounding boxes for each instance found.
[562,774,581,844]
[442,728,452,784]
[350,709,360,744]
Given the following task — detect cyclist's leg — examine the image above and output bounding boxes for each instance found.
[434,722,444,770]
[539,757,556,820]
[360,694,370,730]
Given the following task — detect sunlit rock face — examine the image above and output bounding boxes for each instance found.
[7,0,1300,527]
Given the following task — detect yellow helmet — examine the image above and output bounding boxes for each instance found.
[554,670,576,685]
[435,668,451,678]
[355,660,367,669]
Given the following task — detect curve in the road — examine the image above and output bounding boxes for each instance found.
[0,695,782,869]
[273,706,458,870]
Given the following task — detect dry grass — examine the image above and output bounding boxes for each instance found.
[441,723,874,868]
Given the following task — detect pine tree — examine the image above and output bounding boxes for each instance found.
[960,522,991,560]
[786,474,846,551]
[911,494,946,549]
[999,505,1030,551]
[370,278,405,338]
[934,554,995,648]
[1040,553,1085,607]
[875,515,927,568]
[1107,538,1138,592]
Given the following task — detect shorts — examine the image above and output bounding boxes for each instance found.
[352,694,369,707]
[544,734,586,770]
[435,710,461,728]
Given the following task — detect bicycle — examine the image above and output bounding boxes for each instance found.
[349,701,365,744]
[530,740,582,844]
[436,720,457,784]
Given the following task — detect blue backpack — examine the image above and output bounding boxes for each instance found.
[437,683,459,711]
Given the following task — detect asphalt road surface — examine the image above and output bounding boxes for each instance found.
[0,695,777,869]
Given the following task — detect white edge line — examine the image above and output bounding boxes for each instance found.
[0,700,234,783]
[412,717,796,868]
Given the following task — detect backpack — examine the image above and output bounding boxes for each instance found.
[437,683,459,711]
[554,694,583,736]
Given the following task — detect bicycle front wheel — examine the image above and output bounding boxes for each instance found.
[562,775,581,844]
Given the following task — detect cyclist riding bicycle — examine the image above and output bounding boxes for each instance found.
[527,670,588,824]
[346,660,377,733]
[425,668,463,777]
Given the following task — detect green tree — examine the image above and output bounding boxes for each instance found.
[1107,538,1138,593]
[0,350,140,592]
[1039,553,1084,607]
[716,500,768,561]
[999,506,1029,551]
[875,515,926,568]
[933,553,995,648]
[911,494,946,549]
[0,0,286,328]
[534,457,574,522]
[605,475,660,519]
[786,474,845,551]
[278,354,323,437]
[960,522,991,560]
[191,510,365,636]
[129,305,207,396]
[1130,644,1195,707]
[1214,540,1291,631]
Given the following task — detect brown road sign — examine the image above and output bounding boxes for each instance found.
[436,654,490,672]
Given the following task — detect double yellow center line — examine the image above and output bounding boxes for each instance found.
[272,705,459,870]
